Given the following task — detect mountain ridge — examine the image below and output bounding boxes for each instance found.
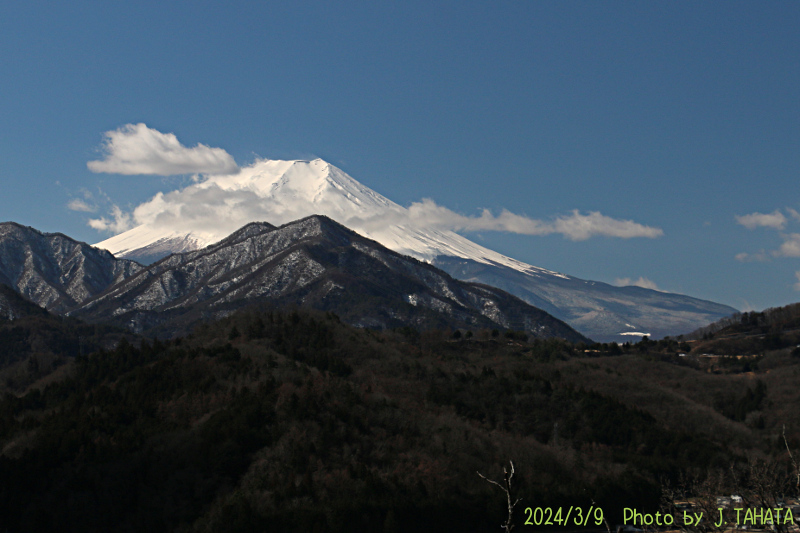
[91,158,737,341]
[74,215,589,341]
[0,221,142,313]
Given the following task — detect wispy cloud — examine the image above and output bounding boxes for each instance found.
[401,199,663,240]
[67,198,96,212]
[736,210,787,230]
[88,205,134,234]
[87,123,239,176]
[613,277,660,290]
[735,251,770,262]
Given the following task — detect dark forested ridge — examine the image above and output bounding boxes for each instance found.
[686,302,800,357]
[0,285,136,395]
[1,306,799,532]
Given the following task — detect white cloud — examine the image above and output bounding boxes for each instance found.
[794,272,800,291]
[129,185,281,237]
[551,210,663,240]
[88,205,134,234]
[400,199,549,235]
[67,198,96,212]
[401,199,663,240]
[88,159,665,248]
[613,277,660,290]
[775,233,800,258]
[734,207,800,261]
[87,123,239,176]
[736,210,787,230]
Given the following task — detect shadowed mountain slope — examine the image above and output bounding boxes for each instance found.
[0,222,142,313]
[74,216,588,342]
[0,283,48,321]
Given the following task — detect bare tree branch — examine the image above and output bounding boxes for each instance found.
[478,461,522,532]
[784,424,800,496]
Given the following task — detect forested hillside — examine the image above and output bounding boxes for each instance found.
[0,285,136,395]
[1,306,798,532]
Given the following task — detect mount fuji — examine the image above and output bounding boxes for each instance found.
[95,158,736,341]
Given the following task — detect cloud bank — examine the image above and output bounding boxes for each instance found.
[87,123,239,176]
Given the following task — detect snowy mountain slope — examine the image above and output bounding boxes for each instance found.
[79,215,588,341]
[98,226,208,266]
[433,256,735,342]
[96,159,565,277]
[0,222,142,313]
[94,159,737,340]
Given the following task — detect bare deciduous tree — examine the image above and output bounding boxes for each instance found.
[478,461,522,532]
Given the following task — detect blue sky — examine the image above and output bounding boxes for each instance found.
[1,1,799,312]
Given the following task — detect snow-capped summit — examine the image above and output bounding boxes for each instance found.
[94,158,737,341]
[95,158,566,278]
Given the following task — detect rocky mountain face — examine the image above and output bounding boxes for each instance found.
[0,222,142,313]
[434,256,737,342]
[93,158,736,341]
[73,216,588,342]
